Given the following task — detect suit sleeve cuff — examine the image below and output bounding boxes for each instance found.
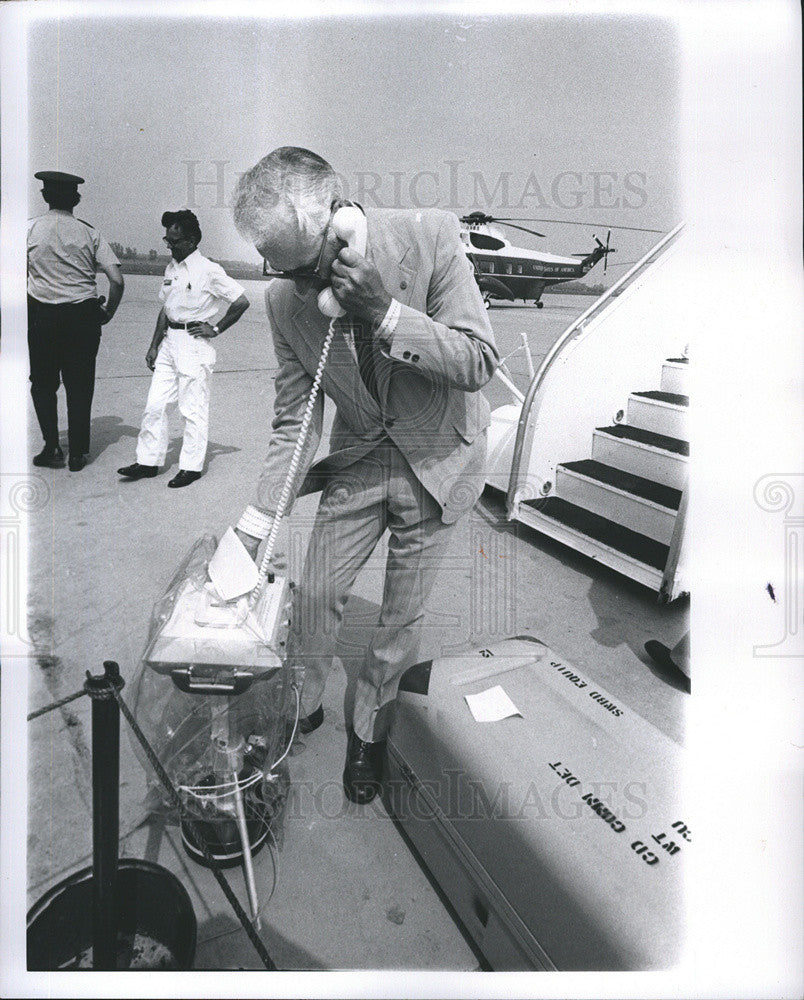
[236,505,274,540]
[375,297,402,345]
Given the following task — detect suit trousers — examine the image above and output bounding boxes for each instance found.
[27,296,102,456]
[287,439,456,743]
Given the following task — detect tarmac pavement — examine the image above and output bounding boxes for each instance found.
[23,277,688,970]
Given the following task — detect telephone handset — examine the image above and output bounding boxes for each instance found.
[317,205,367,318]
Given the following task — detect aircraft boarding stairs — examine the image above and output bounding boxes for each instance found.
[487,223,689,602]
[520,357,688,595]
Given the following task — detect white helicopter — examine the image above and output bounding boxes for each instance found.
[459,212,664,308]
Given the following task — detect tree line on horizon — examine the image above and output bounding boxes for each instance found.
[109,243,609,295]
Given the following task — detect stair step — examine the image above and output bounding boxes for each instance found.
[661,360,689,395]
[632,390,689,407]
[593,427,688,490]
[522,496,669,571]
[556,462,676,544]
[628,393,689,438]
[596,424,689,456]
[559,460,681,510]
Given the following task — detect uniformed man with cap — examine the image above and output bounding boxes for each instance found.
[27,170,125,471]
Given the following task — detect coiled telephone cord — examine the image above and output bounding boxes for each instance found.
[249,317,341,604]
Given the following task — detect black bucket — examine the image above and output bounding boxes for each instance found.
[180,769,272,869]
[27,858,197,970]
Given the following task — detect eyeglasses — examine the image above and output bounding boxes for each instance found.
[262,261,321,280]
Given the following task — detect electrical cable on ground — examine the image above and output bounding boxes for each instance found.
[201,824,281,947]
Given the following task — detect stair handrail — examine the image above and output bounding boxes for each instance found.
[505,221,686,516]
[660,480,688,602]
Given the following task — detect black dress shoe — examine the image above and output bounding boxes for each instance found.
[118,462,158,479]
[343,731,385,804]
[644,640,691,692]
[33,445,64,468]
[68,454,88,471]
[168,469,202,488]
[299,704,324,735]
[644,640,679,672]
[286,704,324,743]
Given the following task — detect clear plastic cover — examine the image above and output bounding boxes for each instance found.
[127,534,294,843]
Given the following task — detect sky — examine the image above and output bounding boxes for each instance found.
[27,10,679,279]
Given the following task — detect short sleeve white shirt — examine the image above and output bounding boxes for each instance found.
[158,250,245,323]
[27,210,120,304]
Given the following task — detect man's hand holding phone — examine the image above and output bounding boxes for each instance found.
[329,247,392,327]
[234,527,261,562]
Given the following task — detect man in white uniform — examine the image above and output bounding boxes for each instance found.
[118,210,249,488]
[27,170,124,471]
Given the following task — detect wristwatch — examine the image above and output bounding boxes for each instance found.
[212,324,220,335]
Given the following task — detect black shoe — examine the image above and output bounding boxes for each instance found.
[33,445,64,468]
[644,640,690,692]
[168,470,202,488]
[299,704,324,735]
[644,640,679,673]
[286,704,324,744]
[118,462,158,479]
[68,454,88,471]
[343,731,385,804]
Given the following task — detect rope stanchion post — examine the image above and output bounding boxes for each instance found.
[84,660,126,970]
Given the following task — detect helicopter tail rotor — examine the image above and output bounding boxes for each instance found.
[593,230,615,272]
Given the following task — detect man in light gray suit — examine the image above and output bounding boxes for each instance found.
[232,147,498,803]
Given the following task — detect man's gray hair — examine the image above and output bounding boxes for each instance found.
[232,147,341,247]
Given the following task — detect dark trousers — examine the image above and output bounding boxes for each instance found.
[27,296,102,456]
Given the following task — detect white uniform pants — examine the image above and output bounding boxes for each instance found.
[135,329,216,472]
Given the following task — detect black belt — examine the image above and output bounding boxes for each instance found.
[166,320,194,329]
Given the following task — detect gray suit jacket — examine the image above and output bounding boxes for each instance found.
[251,207,499,524]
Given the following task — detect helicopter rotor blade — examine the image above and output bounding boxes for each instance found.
[493,217,667,234]
[493,221,546,239]
[458,213,545,238]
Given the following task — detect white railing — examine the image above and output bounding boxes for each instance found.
[505,223,687,516]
